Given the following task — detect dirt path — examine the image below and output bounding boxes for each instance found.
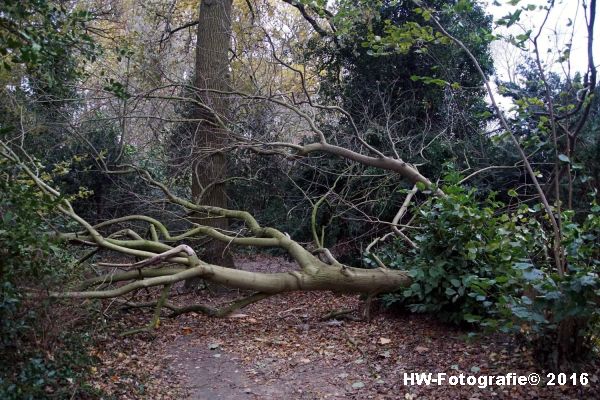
[166,293,387,400]
[90,256,600,399]
[166,256,354,399]
[169,337,264,399]
[169,334,348,399]
[164,290,600,400]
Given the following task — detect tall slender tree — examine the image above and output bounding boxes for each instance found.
[192,0,235,268]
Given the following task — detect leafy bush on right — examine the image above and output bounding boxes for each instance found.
[375,173,599,365]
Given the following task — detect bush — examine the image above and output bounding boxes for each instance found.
[0,162,104,398]
[380,177,546,324]
[372,173,599,364]
[0,332,102,400]
[499,206,600,364]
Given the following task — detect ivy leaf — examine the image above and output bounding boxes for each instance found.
[558,154,570,163]
[499,10,523,27]
[445,287,457,296]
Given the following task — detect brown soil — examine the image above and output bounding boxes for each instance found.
[88,255,600,399]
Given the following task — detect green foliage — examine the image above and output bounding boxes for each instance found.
[498,206,600,361]
[0,162,61,335]
[310,0,494,131]
[378,174,547,324]
[1,174,70,273]
[0,0,98,84]
[375,172,599,359]
[0,162,103,398]
[0,332,103,400]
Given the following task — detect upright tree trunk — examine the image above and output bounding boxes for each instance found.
[192,0,234,269]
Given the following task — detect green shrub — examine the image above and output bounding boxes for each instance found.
[0,332,102,400]
[0,162,104,398]
[1,166,68,347]
[372,173,599,362]
[498,206,600,364]
[377,174,547,324]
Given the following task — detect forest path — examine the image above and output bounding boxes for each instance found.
[92,255,599,399]
[166,255,350,399]
[162,255,576,400]
[169,331,346,399]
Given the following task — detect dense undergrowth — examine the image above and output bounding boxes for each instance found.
[0,164,105,399]
[371,172,600,366]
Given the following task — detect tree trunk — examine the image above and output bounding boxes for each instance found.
[58,260,413,300]
[192,0,234,271]
[554,317,588,367]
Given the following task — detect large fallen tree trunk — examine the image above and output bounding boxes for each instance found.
[57,245,411,299]
[1,142,412,328]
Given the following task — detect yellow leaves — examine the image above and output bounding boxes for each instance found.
[51,160,71,176]
[177,0,199,12]
[70,186,94,201]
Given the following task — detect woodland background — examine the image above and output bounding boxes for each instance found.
[0,0,598,398]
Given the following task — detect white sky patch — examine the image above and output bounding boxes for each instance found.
[482,0,597,111]
[485,0,596,79]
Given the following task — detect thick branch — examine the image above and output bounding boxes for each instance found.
[299,142,438,193]
[53,262,411,299]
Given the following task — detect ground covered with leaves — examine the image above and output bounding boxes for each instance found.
[82,256,599,399]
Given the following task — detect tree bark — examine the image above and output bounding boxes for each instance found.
[55,259,412,299]
[192,0,234,270]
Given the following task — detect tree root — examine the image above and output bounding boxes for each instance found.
[118,291,271,325]
[320,309,360,321]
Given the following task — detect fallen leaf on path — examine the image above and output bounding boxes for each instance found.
[379,350,391,358]
[181,327,193,335]
[379,337,391,345]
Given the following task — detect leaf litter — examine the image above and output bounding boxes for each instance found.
[85,255,599,399]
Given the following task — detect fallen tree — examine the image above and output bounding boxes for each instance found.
[1,141,412,331]
[1,0,597,366]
